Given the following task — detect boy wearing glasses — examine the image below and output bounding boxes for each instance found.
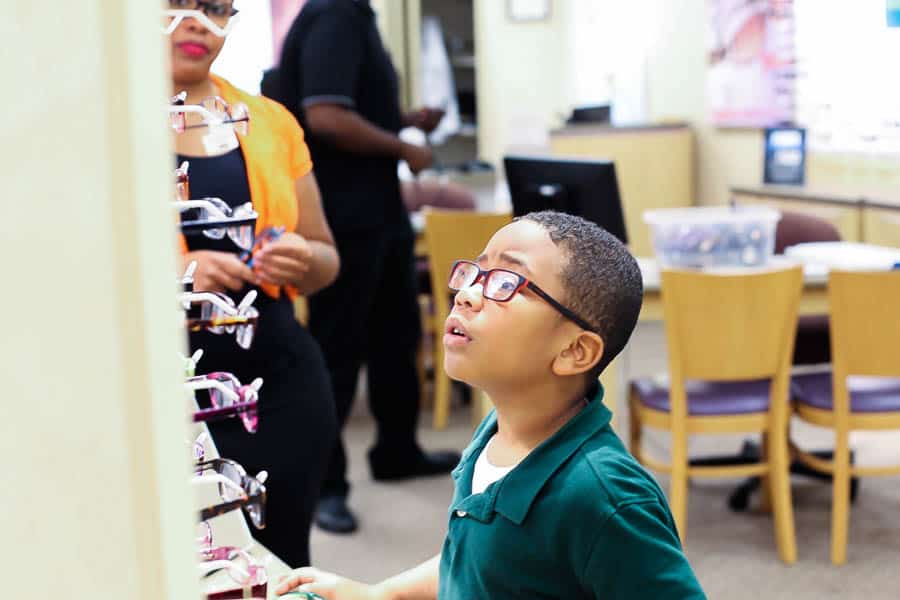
[278,211,706,598]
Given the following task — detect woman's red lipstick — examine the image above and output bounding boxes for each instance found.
[177,42,210,58]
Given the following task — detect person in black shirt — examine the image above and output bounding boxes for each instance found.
[264,0,460,534]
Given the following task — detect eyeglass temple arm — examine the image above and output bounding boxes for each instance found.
[192,400,256,423]
[172,199,231,218]
[198,497,249,522]
[236,290,257,313]
[525,283,596,332]
[178,292,238,315]
[197,559,253,581]
[185,378,242,402]
[191,472,247,497]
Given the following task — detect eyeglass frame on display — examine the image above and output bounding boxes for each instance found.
[187,374,262,433]
[204,581,267,600]
[448,259,595,332]
[185,313,258,331]
[186,97,249,137]
[194,458,267,529]
[179,289,256,316]
[194,290,258,347]
[174,198,231,217]
[163,1,240,38]
[167,97,250,136]
[184,300,259,349]
[180,202,258,251]
[199,545,267,587]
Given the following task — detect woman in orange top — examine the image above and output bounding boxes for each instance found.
[169,2,338,567]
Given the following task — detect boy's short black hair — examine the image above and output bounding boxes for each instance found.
[519,211,644,380]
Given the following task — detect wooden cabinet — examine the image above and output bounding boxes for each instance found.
[863,204,900,248]
[731,185,900,247]
[732,191,863,242]
[550,124,694,257]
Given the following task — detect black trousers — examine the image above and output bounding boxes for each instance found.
[309,219,423,498]
[192,294,337,568]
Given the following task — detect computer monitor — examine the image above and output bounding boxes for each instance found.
[503,155,628,244]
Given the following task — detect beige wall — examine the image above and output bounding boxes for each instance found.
[644,0,900,205]
[474,0,569,165]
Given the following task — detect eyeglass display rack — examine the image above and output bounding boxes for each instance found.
[171,102,292,599]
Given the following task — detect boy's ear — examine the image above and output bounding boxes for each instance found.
[552,331,605,377]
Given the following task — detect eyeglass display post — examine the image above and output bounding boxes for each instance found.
[4,2,203,599]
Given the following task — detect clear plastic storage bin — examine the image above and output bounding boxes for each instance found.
[643,206,782,268]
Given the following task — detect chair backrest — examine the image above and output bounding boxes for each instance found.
[828,270,900,379]
[423,210,512,322]
[660,267,803,383]
[774,210,841,254]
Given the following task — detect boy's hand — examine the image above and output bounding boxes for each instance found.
[185,250,255,293]
[276,567,387,600]
[253,232,313,287]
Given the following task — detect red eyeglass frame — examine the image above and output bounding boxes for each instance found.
[448,259,595,331]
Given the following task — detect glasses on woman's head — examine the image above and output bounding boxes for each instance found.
[193,458,267,529]
[448,260,595,331]
[163,0,239,37]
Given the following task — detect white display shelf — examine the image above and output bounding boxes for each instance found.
[193,423,292,599]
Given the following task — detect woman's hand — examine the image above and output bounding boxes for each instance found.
[276,567,387,600]
[253,232,314,287]
[184,250,255,293]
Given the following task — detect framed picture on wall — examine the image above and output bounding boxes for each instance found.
[707,0,796,127]
[507,0,551,22]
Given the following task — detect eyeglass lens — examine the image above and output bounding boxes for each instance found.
[450,262,521,301]
[207,374,239,408]
[201,298,233,334]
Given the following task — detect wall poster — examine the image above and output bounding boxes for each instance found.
[706,0,796,128]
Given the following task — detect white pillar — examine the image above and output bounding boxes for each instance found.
[1,2,199,598]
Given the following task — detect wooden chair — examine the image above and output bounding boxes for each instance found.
[422,209,512,429]
[775,210,841,365]
[790,269,900,565]
[629,267,803,564]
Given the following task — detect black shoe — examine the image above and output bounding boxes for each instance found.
[369,448,462,482]
[315,496,358,534]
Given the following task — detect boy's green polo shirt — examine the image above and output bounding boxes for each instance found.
[438,385,706,599]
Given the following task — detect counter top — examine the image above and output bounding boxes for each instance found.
[731,184,900,209]
[551,122,690,137]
